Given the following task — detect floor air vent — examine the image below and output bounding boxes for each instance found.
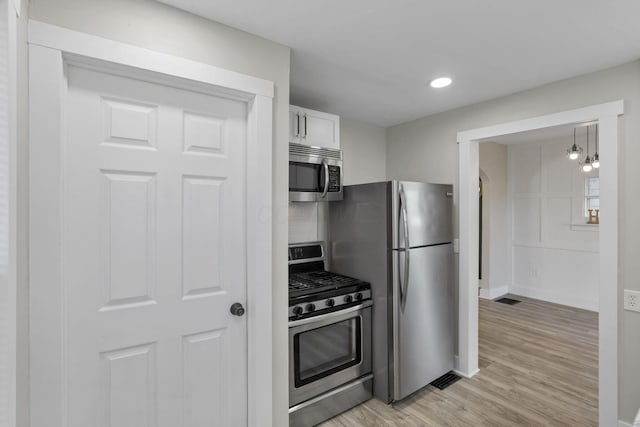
[496,297,521,305]
[430,371,462,390]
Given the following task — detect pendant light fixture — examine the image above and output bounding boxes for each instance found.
[566,128,582,160]
[582,126,593,173]
[592,123,600,169]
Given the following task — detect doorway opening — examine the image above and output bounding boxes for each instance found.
[456,101,623,426]
[477,124,600,424]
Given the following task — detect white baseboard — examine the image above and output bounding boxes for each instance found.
[453,368,480,379]
[479,285,509,300]
[452,355,480,379]
[509,284,598,312]
[618,420,636,427]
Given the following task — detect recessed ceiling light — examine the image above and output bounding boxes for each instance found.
[430,77,452,88]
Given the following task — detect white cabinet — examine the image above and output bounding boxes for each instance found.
[289,105,340,149]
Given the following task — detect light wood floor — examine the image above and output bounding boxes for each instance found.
[319,295,598,427]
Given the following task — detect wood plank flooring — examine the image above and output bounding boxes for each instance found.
[319,295,598,427]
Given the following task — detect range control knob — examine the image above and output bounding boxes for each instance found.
[326,298,335,307]
[306,303,316,312]
[292,306,303,316]
[344,295,353,304]
[355,292,363,302]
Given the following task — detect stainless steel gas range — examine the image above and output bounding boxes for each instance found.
[288,242,373,427]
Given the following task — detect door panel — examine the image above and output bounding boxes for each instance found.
[394,244,454,400]
[63,64,247,426]
[394,182,453,249]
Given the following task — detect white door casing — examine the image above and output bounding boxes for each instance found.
[456,100,623,427]
[29,22,273,427]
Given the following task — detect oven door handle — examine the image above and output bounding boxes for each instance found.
[288,300,372,328]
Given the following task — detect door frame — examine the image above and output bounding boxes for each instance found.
[28,21,274,427]
[456,100,623,427]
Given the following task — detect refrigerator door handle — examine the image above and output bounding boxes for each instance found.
[399,184,410,310]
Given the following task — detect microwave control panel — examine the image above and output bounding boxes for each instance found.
[328,166,341,192]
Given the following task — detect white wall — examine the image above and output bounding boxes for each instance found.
[27,1,291,425]
[288,117,386,244]
[478,142,509,298]
[508,138,599,311]
[386,60,640,423]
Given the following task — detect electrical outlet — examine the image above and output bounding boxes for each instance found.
[453,238,459,253]
[624,290,640,312]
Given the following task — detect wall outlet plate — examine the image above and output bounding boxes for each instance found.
[623,290,640,312]
[453,238,460,253]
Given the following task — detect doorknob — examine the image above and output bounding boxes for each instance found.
[230,303,245,317]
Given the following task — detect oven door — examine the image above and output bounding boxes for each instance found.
[289,301,372,406]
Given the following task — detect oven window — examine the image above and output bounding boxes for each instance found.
[289,161,322,192]
[293,317,361,387]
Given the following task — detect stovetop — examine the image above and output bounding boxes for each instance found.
[287,243,371,317]
[289,270,366,298]
[288,242,370,303]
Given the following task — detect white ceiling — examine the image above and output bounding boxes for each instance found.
[159,0,640,127]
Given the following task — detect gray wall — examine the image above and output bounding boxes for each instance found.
[341,118,387,185]
[27,1,291,425]
[387,60,640,423]
[479,142,508,295]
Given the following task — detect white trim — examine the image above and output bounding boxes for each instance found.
[1,2,18,426]
[569,223,599,232]
[478,285,508,300]
[457,101,622,427]
[28,23,274,427]
[28,20,274,99]
[458,101,623,142]
[9,0,18,16]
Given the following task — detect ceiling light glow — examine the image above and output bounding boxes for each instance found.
[430,77,452,88]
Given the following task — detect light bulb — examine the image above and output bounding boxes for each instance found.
[592,153,600,168]
[567,143,581,160]
[582,163,593,172]
[430,77,452,88]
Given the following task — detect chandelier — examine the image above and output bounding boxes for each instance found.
[567,124,600,173]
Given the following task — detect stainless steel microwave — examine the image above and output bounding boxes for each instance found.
[289,143,343,202]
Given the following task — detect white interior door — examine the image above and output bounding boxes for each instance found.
[56,62,248,426]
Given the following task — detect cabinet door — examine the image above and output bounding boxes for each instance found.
[295,106,340,149]
[289,107,301,143]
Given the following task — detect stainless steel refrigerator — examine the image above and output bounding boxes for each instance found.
[329,181,454,403]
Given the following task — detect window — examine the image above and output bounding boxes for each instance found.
[585,177,600,217]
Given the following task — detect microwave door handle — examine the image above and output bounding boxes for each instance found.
[321,159,329,198]
[399,183,410,311]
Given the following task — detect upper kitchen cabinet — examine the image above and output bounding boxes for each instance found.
[289,105,340,149]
